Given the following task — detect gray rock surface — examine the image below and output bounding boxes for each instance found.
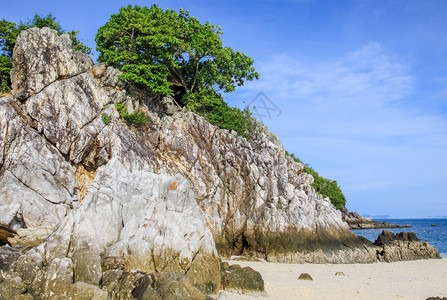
[374,230,440,262]
[0,274,33,300]
[11,27,93,100]
[1,27,378,264]
[0,27,441,299]
[0,246,23,272]
[222,266,264,294]
[132,272,206,300]
[0,97,78,246]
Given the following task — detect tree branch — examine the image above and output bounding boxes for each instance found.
[172,68,190,93]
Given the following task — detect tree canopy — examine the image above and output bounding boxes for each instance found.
[95,5,259,137]
[96,5,258,96]
[0,13,91,94]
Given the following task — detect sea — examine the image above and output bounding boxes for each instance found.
[351,218,447,258]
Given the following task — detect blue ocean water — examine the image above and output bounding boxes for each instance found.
[351,218,447,258]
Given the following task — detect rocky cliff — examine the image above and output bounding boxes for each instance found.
[0,28,439,299]
[341,208,411,229]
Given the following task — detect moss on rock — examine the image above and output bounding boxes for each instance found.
[185,251,221,294]
[132,272,205,300]
[222,266,264,294]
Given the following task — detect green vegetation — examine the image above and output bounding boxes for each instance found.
[101,113,111,125]
[184,89,255,138]
[0,54,11,94]
[0,13,91,94]
[286,151,347,210]
[115,103,152,126]
[96,4,259,137]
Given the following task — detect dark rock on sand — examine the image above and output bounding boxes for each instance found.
[374,230,440,262]
[225,264,242,273]
[298,273,313,280]
[222,266,264,294]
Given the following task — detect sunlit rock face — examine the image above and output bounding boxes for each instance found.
[0,27,405,299]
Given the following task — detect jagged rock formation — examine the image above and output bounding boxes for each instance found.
[374,230,440,262]
[341,207,411,229]
[0,27,440,298]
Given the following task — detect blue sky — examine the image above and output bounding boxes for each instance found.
[2,0,447,217]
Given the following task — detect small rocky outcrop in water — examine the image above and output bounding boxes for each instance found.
[374,230,440,262]
[0,27,442,298]
[341,207,411,229]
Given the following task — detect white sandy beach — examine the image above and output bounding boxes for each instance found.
[221,258,447,300]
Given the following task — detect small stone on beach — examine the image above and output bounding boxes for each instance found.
[298,273,313,281]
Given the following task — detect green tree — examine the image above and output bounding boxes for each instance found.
[0,55,11,93]
[0,13,91,94]
[95,5,259,110]
[285,151,347,210]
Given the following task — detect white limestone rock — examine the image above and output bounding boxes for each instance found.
[11,27,93,101]
[0,98,78,244]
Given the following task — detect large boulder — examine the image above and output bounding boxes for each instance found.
[374,230,440,262]
[222,266,264,294]
[11,27,93,100]
[2,158,222,298]
[72,158,221,292]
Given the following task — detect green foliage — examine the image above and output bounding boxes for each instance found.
[115,103,152,126]
[183,89,254,138]
[0,13,92,93]
[101,113,111,125]
[66,30,93,55]
[0,54,11,94]
[124,110,152,126]
[96,5,259,132]
[286,151,347,210]
[0,19,17,59]
[115,103,127,116]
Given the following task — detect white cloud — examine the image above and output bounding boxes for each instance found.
[229,42,447,217]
